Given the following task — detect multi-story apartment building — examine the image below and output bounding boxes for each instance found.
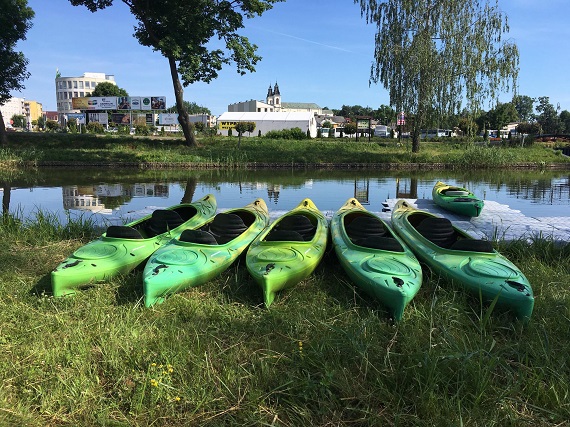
[0,97,25,128]
[55,72,116,115]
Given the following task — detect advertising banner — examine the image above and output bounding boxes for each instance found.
[145,113,154,124]
[117,96,131,110]
[72,97,118,110]
[88,112,108,125]
[130,97,142,110]
[67,113,86,124]
[219,121,237,130]
[357,119,370,130]
[139,97,152,110]
[151,96,166,110]
[111,113,131,125]
[158,113,178,125]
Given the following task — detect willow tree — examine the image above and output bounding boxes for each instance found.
[0,0,34,145]
[356,0,519,152]
[70,0,281,147]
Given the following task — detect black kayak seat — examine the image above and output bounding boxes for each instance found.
[179,229,218,245]
[416,217,457,248]
[450,239,494,253]
[345,215,386,243]
[277,215,316,241]
[265,229,305,242]
[355,236,404,252]
[209,213,248,244]
[106,225,144,239]
[146,209,185,236]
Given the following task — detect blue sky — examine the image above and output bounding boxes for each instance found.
[13,0,570,116]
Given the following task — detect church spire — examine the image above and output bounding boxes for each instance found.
[273,82,280,96]
[267,84,273,98]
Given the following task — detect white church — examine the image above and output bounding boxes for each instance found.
[218,83,321,137]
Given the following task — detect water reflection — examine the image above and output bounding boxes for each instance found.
[2,168,569,223]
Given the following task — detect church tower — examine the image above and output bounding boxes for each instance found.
[266,84,274,104]
[273,82,280,107]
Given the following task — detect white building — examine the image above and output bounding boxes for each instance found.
[55,71,117,115]
[228,83,323,116]
[217,111,317,138]
[0,97,25,128]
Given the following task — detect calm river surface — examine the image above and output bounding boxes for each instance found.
[3,168,569,225]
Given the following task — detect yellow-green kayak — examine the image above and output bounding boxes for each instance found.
[432,181,484,217]
[143,198,269,307]
[52,194,217,297]
[246,198,328,307]
[330,198,422,321]
[391,200,534,320]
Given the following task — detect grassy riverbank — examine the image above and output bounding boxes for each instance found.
[2,132,569,169]
[1,212,569,426]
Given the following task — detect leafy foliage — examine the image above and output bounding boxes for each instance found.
[264,128,307,140]
[90,81,128,97]
[356,0,519,152]
[69,0,282,147]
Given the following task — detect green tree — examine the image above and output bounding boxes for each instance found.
[344,122,357,137]
[487,102,519,131]
[69,0,281,148]
[167,101,211,115]
[512,95,535,122]
[535,96,562,134]
[246,121,256,136]
[10,114,25,129]
[90,81,128,97]
[0,0,34,144]
[46,120,60,132]
[559,110,570,134]
[234,121,248,148]
[356,0,519,152]
[374,104,396,124]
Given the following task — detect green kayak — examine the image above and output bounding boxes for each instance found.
[391,200,534,320]
[330,198,422,321]
[143,198,270,307]
[432,181,484,217]
[246,198,328,307]
[52,194,217,297]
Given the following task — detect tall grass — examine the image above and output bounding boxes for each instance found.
[0,212,569,425]
[5,133,569,168]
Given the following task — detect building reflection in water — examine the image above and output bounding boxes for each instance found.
[395,177,418,199]
[62,183,170,214]
[354,179,370,205]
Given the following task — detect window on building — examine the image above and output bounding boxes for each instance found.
[74,92,78,98]
[73,81,78,89]
[67,81,72,89]
[80,92,84,97]
[63,92,67,99]
[79,81,84,89]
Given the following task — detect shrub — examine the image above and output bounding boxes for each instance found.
[135,124,151,136]
[86,122,105,134]
[264,127,307,140]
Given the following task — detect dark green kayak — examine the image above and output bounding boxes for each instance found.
[246,198,328,307]
[391,200,534,320]
[330,198,422,321]
[432,181,484,217]
[143,198,270,307]
[52,194,217,297]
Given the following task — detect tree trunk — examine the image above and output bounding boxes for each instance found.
[181,178,198,204]
[167,56,197,147]
[2,181,11,217]
[0,114,7,146]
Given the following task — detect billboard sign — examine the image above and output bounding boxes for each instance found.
[219,121,237,130]
[67,113,86,124]
[151,96,166,110]
[158,113,178,125]
[72,97,118,110]
[111,113,131,125]
[88,112,108,125]
[397,111,405,126]
[117,96,131,110]
[357,119,370,130]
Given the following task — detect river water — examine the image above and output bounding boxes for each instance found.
[3,168,569,226]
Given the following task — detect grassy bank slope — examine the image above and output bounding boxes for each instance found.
[0,213,569,426]
[2,133,569,169]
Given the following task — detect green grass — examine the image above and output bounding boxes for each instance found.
[1,211,569,426]
[4,132,569,168]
